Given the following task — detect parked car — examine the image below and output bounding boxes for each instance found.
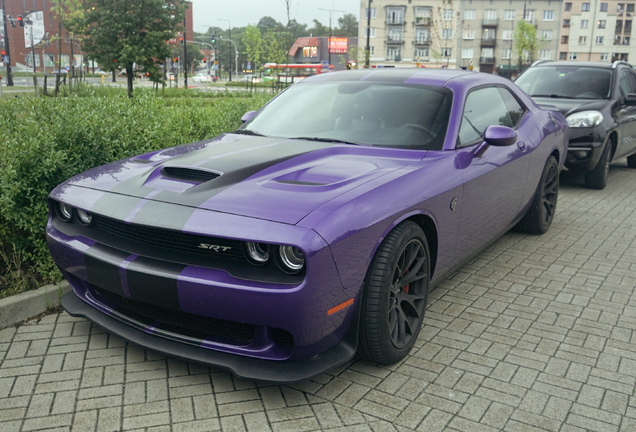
[192,72,214,83]
[240,74,262,83]
[48,69,568,382]
[515,60,636,189]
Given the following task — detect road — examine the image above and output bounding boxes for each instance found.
[0,161,635,431]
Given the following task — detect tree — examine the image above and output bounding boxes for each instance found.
[243,25,263,71]
[514,19,538,72]
[257,16,283,34]
[429,2,460,66]
[335,13,358,37]
[68,0,187,97]
[308,19,329,37]
[262,29,287,65]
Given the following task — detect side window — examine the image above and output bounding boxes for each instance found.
[618,71,632,103]
[497,88,526,127]
[458,87,512,146]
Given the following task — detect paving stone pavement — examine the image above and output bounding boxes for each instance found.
[1,161,636,432]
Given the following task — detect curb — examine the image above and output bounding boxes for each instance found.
[0,281,72,329]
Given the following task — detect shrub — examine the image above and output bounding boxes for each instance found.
[0,91,272,295]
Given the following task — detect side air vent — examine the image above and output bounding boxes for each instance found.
[161,167,220,183]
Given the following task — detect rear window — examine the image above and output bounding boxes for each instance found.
[515,66,612,99]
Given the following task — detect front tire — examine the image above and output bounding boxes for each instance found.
[627,153,636,168]
[358,221,430,364]
[585,142,612,189]
[517,156,559,234]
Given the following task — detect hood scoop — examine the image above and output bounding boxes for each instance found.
[160,166,221,183]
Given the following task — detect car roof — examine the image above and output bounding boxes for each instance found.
[531,60,630,69]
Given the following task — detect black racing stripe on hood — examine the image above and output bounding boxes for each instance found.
[106,136,334,215]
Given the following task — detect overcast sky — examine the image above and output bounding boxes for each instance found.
[189,0,361,33]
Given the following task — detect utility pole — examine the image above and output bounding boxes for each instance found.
[69,33,74,91]
[318,5,345,67]
[183,18,188,88]
[1,0,14,86]
[365,0,372,67]
[25,17,38,95]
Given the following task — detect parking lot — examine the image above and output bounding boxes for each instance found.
[0,160,635,432]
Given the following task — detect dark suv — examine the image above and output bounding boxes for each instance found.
[515,60,636,189]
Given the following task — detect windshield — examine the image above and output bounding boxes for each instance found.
[243,82,453,150]
[515,66,612,99]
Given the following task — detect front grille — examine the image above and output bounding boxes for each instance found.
[161,167,220,183]
[93,215,246,261]
[94,287,256,343]
[271,328,294,347]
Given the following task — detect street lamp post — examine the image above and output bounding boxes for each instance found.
[1,0,15,86]
[318,5,345,67]
[365,0,372,68]
[25,18,38,95]
[218,19,232,81]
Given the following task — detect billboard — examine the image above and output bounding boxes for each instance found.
[24,11,45,48]
[328,38,348,54]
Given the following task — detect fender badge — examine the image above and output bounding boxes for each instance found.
[450,198,458,211]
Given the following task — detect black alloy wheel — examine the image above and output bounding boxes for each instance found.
[585,141,612,189]
[358,221,430,364]
[517,156,559,234]
[627,153,636,168]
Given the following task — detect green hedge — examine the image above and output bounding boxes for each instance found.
[0,89,272,296]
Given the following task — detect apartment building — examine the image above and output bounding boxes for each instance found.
[359,0,561,72]
[559,1,636,62]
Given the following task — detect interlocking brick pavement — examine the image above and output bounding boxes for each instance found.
[1,161,635,432]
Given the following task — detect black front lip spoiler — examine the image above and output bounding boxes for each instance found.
[62,290,358,383]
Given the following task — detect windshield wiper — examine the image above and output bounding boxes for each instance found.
[233,129,265,136]
[292,137,361,145]
[531,94,575,99]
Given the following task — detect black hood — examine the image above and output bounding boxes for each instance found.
[532,97,613,117]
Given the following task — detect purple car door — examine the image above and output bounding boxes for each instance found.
[453,86,534,260]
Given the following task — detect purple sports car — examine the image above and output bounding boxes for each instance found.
[48,69,568,382]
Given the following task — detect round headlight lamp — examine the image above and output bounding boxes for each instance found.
[55,202,73,222]
[76,209,93,226]
[278,246,305,274]
[245,242,270,265]
[566,111,603,128]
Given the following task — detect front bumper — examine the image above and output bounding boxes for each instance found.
[62,289,358,383]
[564,126,606,171]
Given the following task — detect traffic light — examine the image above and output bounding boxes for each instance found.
[211,35,216,44]
[1,51,5,56]
[180,37,184,45]
[203,58,206,63]
[173,57,178,63]
[17,16,24,27]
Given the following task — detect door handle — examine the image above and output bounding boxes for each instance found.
[517,141,527,151]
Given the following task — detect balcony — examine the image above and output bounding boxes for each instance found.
[481,37,497,46]
[482,18,499,26]
[414,17,432,26]
[480,57,496,64]
[414,37,432,45]
[387,18,404,26]
[386,37,404,45]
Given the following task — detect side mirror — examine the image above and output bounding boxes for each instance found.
[241,110,257,123]
[626,93,636,105]
[483,125,517,146]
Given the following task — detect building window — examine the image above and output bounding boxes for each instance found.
[464,29,476,39]
[415,7,432,24]
[598,20,606,28]
[504,10,515,20]
[542,30,553,40]
[415,47,429,58]
[629,4,635,12]
[522,50,531,62]
[387,8,404,24]
[415,28,430,43]
[560,52,567,60]
[581,20,589,28]
[596,36,604,44]
[543,11,554,21]
[365,8,376,19]
[600,53,609,60]
[503,29,513,40]
[501,48,511,59]
[482,47,495,59]
[563,19,570,27]
[388,28,403,42]
[442,47,452,57]
[302,47,318,57]
[442,29,453,39]
[485,9,497,20]
[443,9,453,20]
[387,47,401,61]
[564,3,572,11]
[626,20,633,33]
[582,3,590,11]
[617,20,624,33]
[569,52,578,60]
[368,28,376,38]
[600,3,608,12]
[539,49,551,59]
[618,3,625,12]
[561,35,569,44]
[462,48,474,59]
[369,46,375,56]
[579,36,587,44]
[525,10,535,23]
[464,9,476,20]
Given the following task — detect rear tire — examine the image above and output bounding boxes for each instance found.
[517,156,559,234]
[357,221,429,364]
[627,153,636,168]
[585,142,611,189]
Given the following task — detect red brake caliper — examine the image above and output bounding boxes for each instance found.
[404,268,409,294]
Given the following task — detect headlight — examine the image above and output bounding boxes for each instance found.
[245,242,270,265]
[76,209,93,226]
[55,201,73,222]
[566,111,603,128]
[278,246,305,274]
